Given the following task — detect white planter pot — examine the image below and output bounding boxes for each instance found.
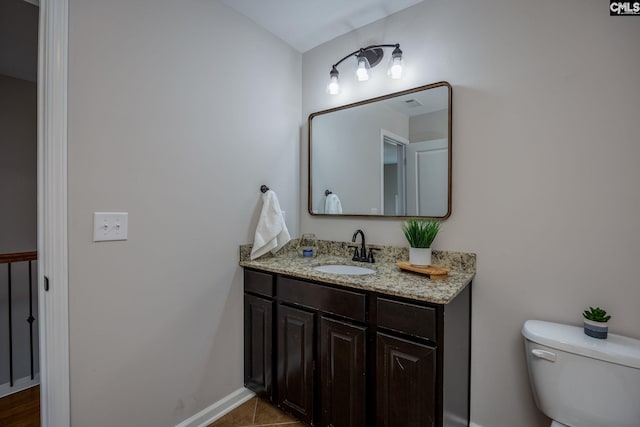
[409,247,432,267]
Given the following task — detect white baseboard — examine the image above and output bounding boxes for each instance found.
[445,411,483,427]
[0,374,40,398]
[176,387,256,427]
[174,386,481,427]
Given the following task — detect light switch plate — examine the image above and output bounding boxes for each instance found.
[93,212,128,242]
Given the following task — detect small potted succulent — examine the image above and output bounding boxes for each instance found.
[583,306,611,339]
[401,218,440,267]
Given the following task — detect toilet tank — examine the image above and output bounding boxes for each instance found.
[522,320,640,427]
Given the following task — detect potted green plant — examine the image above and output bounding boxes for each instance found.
[583,306,611,339]
[401,218,440,267]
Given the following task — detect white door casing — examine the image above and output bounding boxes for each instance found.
[37,0,70,425]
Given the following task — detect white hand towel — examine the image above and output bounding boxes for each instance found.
[324,193,342,214]
[250,190,291,260]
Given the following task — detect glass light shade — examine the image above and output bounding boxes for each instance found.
[327,75,340,95]
[388,56,403,79]
[356,57,369,81]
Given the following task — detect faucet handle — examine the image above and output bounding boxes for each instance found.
[348,245,360,261]
[367,248,380,263]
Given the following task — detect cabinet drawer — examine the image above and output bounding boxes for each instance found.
[278,277,366,322]
[377,298,436,341]
[244,269,274,297]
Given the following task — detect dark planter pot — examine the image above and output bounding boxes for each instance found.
[584,319,608,339]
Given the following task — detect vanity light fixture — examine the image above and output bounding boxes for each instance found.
[326,44,403,95]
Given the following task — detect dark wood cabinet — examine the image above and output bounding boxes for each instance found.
[376,333,436,427]
[244,270,275,400]
[244,294,274,399]
[277,304,316,425]
[244,268,471,427]
[319,316,367,427]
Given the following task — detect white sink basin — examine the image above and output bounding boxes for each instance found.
[313,264,376,275]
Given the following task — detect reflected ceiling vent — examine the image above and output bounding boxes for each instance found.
[404,99,423,108]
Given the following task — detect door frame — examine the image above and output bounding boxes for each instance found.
[380,129,409,215]
[37,0,70,425]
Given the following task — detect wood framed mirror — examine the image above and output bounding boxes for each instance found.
[308,81,452,218]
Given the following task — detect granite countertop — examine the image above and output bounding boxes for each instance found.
[239,240,475,305]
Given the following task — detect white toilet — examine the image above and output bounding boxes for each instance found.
[522,320,640,427]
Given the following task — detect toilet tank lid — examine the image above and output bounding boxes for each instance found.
[522,320,640,369]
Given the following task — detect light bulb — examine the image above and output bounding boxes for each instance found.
[388,45,403,79]
[356,57,369,81]
[327,67,340,95]
[388,56,403,79]
[327,75,339,95]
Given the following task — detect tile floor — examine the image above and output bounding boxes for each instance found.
[208,397,304,427]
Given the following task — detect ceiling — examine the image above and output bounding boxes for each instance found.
[219,0,424,53]
[1,0,423,82]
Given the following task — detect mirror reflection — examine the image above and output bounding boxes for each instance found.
[309,82,451,218]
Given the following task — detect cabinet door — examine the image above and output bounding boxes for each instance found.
[277,304,315,425]
[244,294,273,399]
[376,333,436,427]
[319,317,366,427]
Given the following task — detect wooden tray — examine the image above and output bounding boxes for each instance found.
[396,262,451,279]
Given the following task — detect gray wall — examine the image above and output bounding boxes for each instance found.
[0,75,37,254]
[0,0,38,82]
[67,0,300,425]
[301,1,640,426]
[0,74,39,386]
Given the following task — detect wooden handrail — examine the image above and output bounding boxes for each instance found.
[0,251,38,264]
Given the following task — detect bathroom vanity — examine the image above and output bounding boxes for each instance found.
[240,243,474,427]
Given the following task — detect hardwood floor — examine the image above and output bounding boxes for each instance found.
[0,386,40,427]
[208,397,304,427]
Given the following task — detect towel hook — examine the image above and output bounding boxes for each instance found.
[325,190,333,196]
[260,185,270,193]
